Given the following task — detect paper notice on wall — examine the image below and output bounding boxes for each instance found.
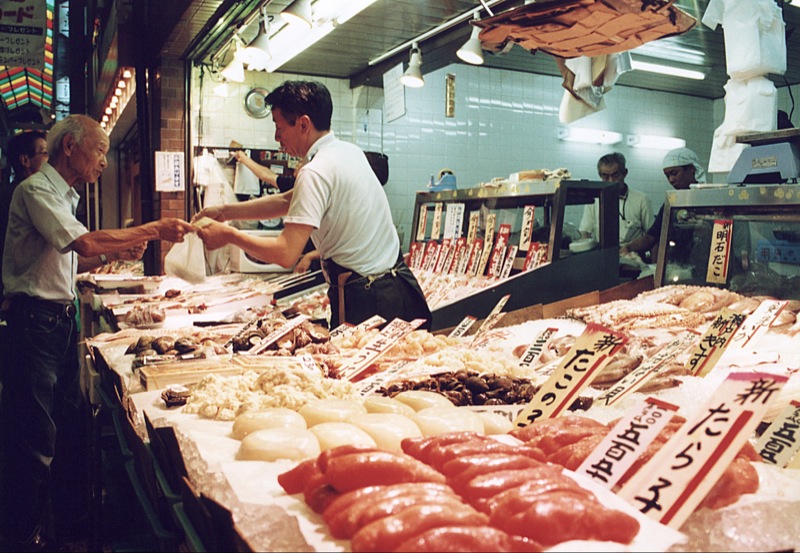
[0,0,47,70]
[383,63,406,123]
[155,151,186,191]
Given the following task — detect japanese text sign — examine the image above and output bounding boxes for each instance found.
[518,327,559,368]
[756,399,800,467]
[0,0,46,70]
[513,323,628,426]
[705,219,733,285]
[685,307,747,377]
[618,372,787,528]
[339,318,426,381]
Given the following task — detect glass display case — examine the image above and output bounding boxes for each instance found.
[409,179,620,331]
[655,184,800,299]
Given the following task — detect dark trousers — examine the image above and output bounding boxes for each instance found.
[324,253,432,330]
[0,298,88,544]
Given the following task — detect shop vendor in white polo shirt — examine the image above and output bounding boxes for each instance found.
[195,80,431,329]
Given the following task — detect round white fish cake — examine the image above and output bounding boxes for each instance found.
[237,427,321,461]
[299,398,367,427]
[413,406,485,437]
[391,390,455,411]
[352,413,422,452]
[232,407,308,440]
[363,395,416,417]
[309,422,378,451]
[475,411,514,435]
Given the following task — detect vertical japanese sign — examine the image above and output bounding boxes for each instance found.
[513,324,628,427]
[431,203,443,240]
[155,151,185,192]
[382,63,406,123]
[685,308,747,377]
[705,219,733,284]
[519,205,536,251]
[415,205,428,241]
[0,0,47,70]
[466,211,480,244]
[618,372,787,529]
[442,203,464,241]
[755,400,800,467]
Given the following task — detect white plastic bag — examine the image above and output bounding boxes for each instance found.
[164,233,207,284]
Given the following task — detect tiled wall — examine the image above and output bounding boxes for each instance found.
[191,66,798,250]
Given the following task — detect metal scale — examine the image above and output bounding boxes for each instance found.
[727,128,800,184]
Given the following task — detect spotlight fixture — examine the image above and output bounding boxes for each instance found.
[456,16,484,65]
[281,0,313,29]
[245,12,272,71]
[220,38,246,83]
[401,43,424,88]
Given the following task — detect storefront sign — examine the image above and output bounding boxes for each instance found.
[756,399,800,467]
[513,323,627,426]
[577,397,680,489]
[705,219,733,285]
[618,371,786,528]
[0,0,47,70]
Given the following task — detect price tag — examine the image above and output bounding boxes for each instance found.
[477,214,497,277]
[519,205,536,251]
[422,241,440,272]
[466,239,484,277]
[434,242,452,274]
[449,316,477,338]
[577,397,680,490]
[755,399,800,467]
[499,245,518,279]
[596,331,699,407]
[248,314,311,354]
[470,313,506,349]
[618,371,787,528]
[470,294,510,345]
[356,359,416,396]
[518,327,559,367]
[449,237,467,274]
[443,203,464,241]
[408,242,422,270]
[329,314,386,339]
[488,224,512,277]
[523,242,548,271]
[415,205,428,241]
[728,299,787,350]
[685,308,748,377]
[513,323,628,427]
[705,219,733,285]
[339,318,426,381]
[431,203,443,240]
[467,211,480,244]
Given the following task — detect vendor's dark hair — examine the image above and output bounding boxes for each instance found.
[7,130,46,176]
[266,81,332,131]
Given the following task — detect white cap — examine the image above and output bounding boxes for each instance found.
[662,147,706,183]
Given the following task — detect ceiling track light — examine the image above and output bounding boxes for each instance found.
[457,14,484,65]
[281,0,313,29]
[245,11,273,71]
[401,42,424,88]
[220,36,246,83]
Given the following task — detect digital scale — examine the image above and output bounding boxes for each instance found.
[728,128,800,184]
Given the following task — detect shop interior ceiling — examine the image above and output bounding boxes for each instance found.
[169,0,800,104]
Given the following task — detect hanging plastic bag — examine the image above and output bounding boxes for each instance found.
[164,233,207,284]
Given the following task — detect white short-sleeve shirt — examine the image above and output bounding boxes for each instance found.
[579,187,654,247]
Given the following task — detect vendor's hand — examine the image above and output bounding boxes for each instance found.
[620,245,630,256]
[294,254,312,274]
[196,220,234,251]
[157,218,195,243]
[118,241,147,261]
[233,150,247,163]
[191,206,226,224]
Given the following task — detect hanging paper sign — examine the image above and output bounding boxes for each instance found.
[596,331,699,407]
[685,308,748,377]
[728,299,787,350]
[155,151,186,192]
[415,205,428,241]
[518,327,559,368]
[513,324,628,427]
[499,245,518,279]
[705,219,733,284]
[466,211,480,244]
[449,316,478,338]
[431,203,443,240]
[248,314,310,354]
[339,318,426,381]
[0,0,47,70]
[519,205,536,251]
[442,203,464,240]
[618,372,787,529]
[755,399,800,467]
[577,397,680,490]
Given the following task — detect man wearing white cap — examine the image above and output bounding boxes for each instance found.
[622,147,704,259]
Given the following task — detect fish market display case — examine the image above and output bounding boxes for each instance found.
[409,179,620,331]
[655,183,800,299]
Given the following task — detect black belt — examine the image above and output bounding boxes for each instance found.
[9,295,77,320]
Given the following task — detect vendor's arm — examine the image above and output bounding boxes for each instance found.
[621,233,657,256]
[69,218,194,257]
[192,190,293,223]
[77,241,147,273]
[294,249,320,273]
[197,220,312,269]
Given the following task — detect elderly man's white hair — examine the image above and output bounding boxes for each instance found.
[46,114,104,162]
[662,147,706,183]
